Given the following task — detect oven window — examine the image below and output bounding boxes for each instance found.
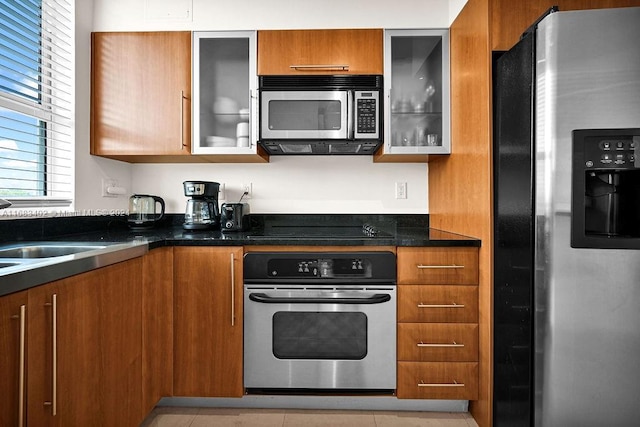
[268,100,342,131]
[272,312,367,360]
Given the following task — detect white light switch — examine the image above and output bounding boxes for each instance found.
[145,0,192,22]
[395,182,407,199]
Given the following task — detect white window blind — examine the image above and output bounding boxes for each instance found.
[0,0,74,209]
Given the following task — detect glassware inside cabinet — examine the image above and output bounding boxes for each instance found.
[194,33,253,151]
[385,29,449,155]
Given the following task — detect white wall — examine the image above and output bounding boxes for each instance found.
[132,157,428,214]
[75,0,132,213]
[77,0,466,214]
[92,0,458,31]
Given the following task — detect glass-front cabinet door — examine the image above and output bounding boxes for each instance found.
[376,29,450,161]
[192,31,266,161]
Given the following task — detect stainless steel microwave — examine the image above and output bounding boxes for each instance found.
[258,75,383,155]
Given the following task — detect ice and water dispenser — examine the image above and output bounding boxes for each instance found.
[571,129,640,248]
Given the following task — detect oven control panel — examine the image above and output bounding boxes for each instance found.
[244,251,397,283]
[267,258,371,278]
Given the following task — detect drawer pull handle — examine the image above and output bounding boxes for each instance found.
[230,252,236,326]
[417,302,465,308]
[417,264,464,269]
[418,380,464,387]
[289,64,349,71]
[44,294,57,416]
[417,341,464,348]
[15,305,26,427]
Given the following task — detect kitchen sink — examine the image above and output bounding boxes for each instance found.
[0,240,149,298]
[0,262,21,268]
[0,243,109,258]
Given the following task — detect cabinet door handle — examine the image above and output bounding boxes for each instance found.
[417,264,464,269]
[12,305,27,427]
[417,302,465,308]
[180,90,189,150]
[385,89,391,150]
[44,294,57,416]
[417,341,464,348]
[418,380,464,387]
[289,64,349,71]
[250,89,256,148]
[230,252,235,326]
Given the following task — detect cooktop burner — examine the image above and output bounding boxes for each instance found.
[247,224,393,239]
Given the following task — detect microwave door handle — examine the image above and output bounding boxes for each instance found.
[248,292,391,305]
[347,90,355,140]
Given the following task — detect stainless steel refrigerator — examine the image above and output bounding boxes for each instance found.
[493,6,640,427]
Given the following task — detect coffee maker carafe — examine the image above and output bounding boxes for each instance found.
[183,181,220,230]
[128,194,165,230]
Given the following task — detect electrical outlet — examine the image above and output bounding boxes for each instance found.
[395,182,407,199]
[241,182,252,199]
[241,183,252,199]
[102,178,118,197]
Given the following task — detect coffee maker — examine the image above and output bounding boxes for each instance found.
[183,181,220,230]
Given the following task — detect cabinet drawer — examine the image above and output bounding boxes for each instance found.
[397,247,479,285]
[398,285,478,323]
[397,362,478,400]
[398,323,478,362]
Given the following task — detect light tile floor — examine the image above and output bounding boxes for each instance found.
[140,407,480,427]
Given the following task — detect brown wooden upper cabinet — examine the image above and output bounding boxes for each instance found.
[257,29,383,75]
[91,32,192,162]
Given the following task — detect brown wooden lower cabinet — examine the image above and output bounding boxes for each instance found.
[397,247,479,285]
[0,290,29,427]
[396,247,480,402]
[398,285,478,323]
[2,244,484,426]
[98,258,144,426]
[1,259,145,427]
[141,247,174,414]
[27,272,103,426]
[20,258,143,427]
[397,362,479,400]
[398,323,479,362]
[173,246,244,397]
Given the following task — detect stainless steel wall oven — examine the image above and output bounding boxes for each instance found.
[243,251,396,392]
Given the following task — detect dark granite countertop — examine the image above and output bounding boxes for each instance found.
[0,214,479,296]
[0,213,481,248]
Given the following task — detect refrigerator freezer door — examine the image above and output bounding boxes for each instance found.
[493,31,536,426]
[534,7,640,427]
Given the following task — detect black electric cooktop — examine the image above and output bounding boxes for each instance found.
[246,224,394,240]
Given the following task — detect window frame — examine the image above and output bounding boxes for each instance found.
[0,0,75,212]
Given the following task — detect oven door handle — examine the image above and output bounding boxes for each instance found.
[248,292,391,305]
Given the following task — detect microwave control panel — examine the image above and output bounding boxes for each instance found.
[354,91,380,139]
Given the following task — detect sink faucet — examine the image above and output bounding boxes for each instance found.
[0,198,11,209]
